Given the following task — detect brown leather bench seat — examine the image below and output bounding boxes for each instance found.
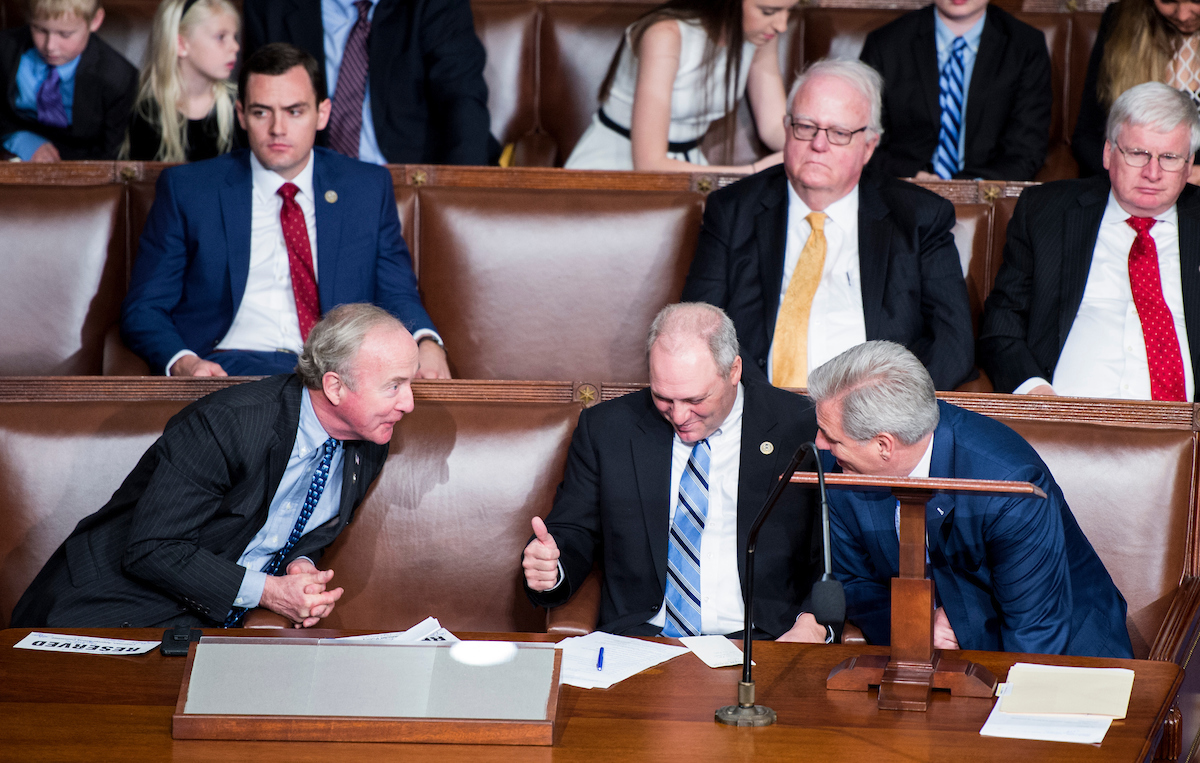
[0,379,1198,753]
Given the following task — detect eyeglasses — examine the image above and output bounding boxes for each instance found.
[1114,144,1191,173]
[784,115,868,146]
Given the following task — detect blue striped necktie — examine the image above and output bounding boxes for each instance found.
[933,36,967,180]
[663,439,711,638]
[224,437,339,627]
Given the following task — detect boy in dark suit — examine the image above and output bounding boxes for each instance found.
[860,0,1052,181]
[0,0,137,161]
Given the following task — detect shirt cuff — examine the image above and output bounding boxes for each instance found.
[233,569,267,610]
[1013,377,1052,395]
[544,560,565,591]
[412,329,443,348]
[165,349,199,376]
[3,131,48,161]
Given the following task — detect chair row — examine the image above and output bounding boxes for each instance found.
[0,0,1105,176]
[0,377,1194,756]
[0,168,1028,383]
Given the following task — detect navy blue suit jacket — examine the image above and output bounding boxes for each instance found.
[829,400,1131,658]
[121,148,434,373]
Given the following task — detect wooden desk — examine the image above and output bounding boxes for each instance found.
[0,629,1180,762]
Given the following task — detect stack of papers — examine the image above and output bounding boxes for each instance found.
[332,617,460,645]
[980,662,1135,745]
[556,631,687,689]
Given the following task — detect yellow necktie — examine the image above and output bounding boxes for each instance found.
[772,212,827,388]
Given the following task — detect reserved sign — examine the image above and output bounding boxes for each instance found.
[15,631,158,655]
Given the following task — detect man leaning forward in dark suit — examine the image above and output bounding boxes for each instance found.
[121,43,450,380]
[523,302,830,642]
[860,0,1052,181]
[13,303,417,629]
[809,340,1132,657]
[979,82,1200,400]
[682,58,974,392]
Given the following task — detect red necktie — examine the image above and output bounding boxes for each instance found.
[278,182,320,341]
[1126,216,1186,402]
[327,0,372,158]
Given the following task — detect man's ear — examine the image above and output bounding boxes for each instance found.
[88,7,105,33]
[875,431,897,462]
[321,371,345,406]
[235,99,246,130]
[315,98,332,131]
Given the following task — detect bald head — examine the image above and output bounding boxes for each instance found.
[647,302,740,377]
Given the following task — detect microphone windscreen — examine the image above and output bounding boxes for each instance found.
[811,578,845,627]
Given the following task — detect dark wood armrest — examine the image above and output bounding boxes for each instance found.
[840,621,866,645]
[102,324,151,375]
[1149,576,1200,664]
[546,567,601,637]
[242,608,289,629]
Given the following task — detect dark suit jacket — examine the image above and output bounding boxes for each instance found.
[978,176,1200,393]
[860,5,1053,181]
[681,166,975,390]
[11,375,390,629]
[120,147,435,374]
[242,0,496,165]
[1071,4,1116,178]
[0,26,137,160]
[830,400,1132,657]
[525,377,823,639]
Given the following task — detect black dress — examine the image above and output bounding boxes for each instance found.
[125,104,236,161]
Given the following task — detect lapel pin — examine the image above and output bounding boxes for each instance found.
[760,441,774,455]
[355,453,360,465]
[324,190,338,203]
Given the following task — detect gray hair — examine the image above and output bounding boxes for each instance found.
[787,58,884,137]
[1106,81,1200,155]
[806,341,938,445]
[646,302,740,377]
[295,303,405,390]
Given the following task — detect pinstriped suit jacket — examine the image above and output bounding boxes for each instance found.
[10,375,389,628]
[978,176,1200,394]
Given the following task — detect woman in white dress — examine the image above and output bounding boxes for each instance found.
[565,0,796,172]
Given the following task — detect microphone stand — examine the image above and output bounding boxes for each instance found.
[715,442,815,727]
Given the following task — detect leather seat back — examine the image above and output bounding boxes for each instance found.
[473,0,539,147]
[0,399,185,628]
[0,185,126,374]
[316,399,582,632]
[538,2,654,165]
[951,202,993,333]
[416,185,702,381]
[997,416,1194,659]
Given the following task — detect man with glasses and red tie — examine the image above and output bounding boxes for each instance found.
[121,43,450,379]
[980,81,1200,400]
[682,58,974,392]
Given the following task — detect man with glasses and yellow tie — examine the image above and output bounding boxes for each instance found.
[682,58,974,392]
[980,81,1200,400]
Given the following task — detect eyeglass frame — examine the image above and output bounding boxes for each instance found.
[1113,143,1192,173]
[783,115,869,146]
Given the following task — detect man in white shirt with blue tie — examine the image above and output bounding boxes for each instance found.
[523,303,830,642]
[980,82,1200,400]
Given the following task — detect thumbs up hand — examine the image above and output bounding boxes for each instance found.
[523,516,561,591]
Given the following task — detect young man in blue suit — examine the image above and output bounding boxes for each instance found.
[121,43,450,379]
[805,340,1131,658]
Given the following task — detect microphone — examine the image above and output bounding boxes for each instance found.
[716,441,820,727]
[808,448,845,630]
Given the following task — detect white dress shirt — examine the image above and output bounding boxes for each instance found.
[647,383,747,635]
[167,152,318,374]
[1018,193,1194,400]
[767,184,867,383]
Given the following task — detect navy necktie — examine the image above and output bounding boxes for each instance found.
[662,439,711,638]
[327,0,372,158]
[933,37,967,179]
[224,438,339,627]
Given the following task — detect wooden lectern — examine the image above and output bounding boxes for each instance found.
[790,472,1046,711]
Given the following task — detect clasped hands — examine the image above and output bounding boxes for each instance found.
[259,558,343,628]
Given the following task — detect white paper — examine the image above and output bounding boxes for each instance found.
[330,616,459,645]
[556,631,688,689]
[679,635,753,668]
[14,631,158,655]
[980,699,1112,744]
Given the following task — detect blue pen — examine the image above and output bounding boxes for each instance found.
[597,647,605,671]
